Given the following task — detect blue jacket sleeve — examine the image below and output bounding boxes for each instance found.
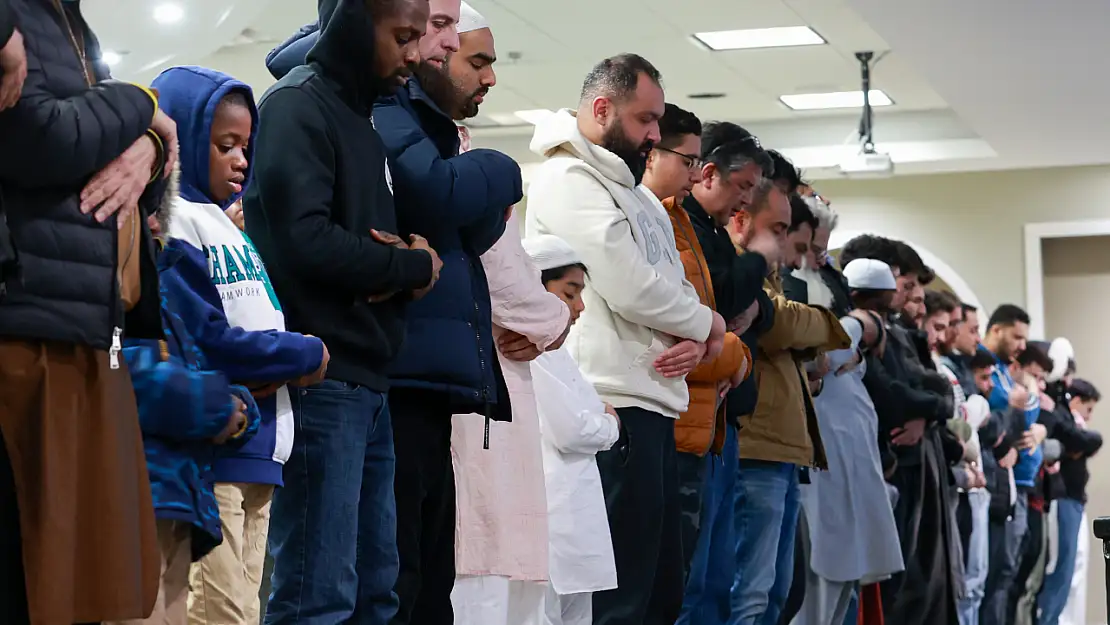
[372,98,523,241]
[160,247,325,383]
[224,385,262,449]
[123,339,235,441]
[988,370,1009,412]
[265,24,319,80]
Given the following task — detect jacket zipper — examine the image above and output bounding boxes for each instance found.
[470,295,492,450]
[673,213,719,456]
[54,1,127,359]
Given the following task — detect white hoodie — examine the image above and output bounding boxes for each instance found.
[524,109,713,418]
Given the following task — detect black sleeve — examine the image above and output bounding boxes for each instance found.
[782,275,807,304]
[0,0,13,51]
[710,249,768,321]
[1041,405,1103,456]
[863,352,948,430]
[0,7,155,188]
[249,88,432,295]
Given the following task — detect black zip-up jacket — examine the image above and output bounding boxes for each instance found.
[681,194,773,421]
[1038,399,1103,503]
[0,0,166,348]
[243,0,434,391]
[862,322,951,468]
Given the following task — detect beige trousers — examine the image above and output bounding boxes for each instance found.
[187,482,274,625]
[106,520,192,625]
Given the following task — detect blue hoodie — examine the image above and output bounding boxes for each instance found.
[986,346,1042,487]
[124,238,262,560]
[151,66,325,486]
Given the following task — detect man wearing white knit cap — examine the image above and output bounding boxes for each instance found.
[443,6,577,624]
[368,1,525,624]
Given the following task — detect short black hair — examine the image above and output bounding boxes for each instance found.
[657,103,701,150]
[788,194,817,234]
[540,263,588,286]
[961,302,978,316]
[699,121,773,177]
[924,290,957,317]
[987,304,1031,330]
[580,54,662,104]
[1070,378,1101,403]
[219,90,251,112]
[889,240,929,280]
[1016,342,1054,372]
[840,234,899,272]
[969,349,996,371]
[768,149,804,194]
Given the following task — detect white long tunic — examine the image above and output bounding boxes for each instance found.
[531,347,620,595]
[799,318,905,584]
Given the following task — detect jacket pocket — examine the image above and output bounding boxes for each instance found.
[629,334,667,373]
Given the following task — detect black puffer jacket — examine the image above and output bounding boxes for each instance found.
[681,194,774,421]
[0,0,166,348]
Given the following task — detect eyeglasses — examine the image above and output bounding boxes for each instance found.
[654,147,703,171]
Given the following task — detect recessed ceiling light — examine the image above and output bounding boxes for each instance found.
[101,50,122,66]
[779,89,893,111]
[153,3,184,24]
[693,26,825,51]
[513,109,555,125]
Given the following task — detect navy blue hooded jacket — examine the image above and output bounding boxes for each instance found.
[151,66,325,486]
[267,24,524,417]
[124,237,262,560]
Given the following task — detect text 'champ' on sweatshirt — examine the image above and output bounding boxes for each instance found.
[243,0,436,392]
[524,109,714,419]
[152,66,325,486]
[125,238,263,560]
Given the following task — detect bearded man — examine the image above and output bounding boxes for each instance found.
[525,53,728,625]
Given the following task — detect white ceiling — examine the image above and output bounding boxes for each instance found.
[84,0,1107,181]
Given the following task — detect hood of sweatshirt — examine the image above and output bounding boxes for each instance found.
[305,0,389,115]
[529,109,636,189]
[151,66,258,209]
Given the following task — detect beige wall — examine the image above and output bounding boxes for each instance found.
[814,165,1110,321]
[817,167,1110,622]
[1043,236,1110,623]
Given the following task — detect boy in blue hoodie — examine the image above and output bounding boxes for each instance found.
[121,200,263,625]
[149,66,329,624]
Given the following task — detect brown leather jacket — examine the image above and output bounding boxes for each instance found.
[664,197,752,456]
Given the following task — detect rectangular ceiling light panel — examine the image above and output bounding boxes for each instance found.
[693,26,825,51]
[779,90,893,110]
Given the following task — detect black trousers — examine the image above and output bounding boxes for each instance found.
[389,390,456,625]
[0,429,29,625]
[592,407,684,625]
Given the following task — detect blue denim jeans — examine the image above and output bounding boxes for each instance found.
[959,489,991,625]
[1037,498,1085,625]
[729,460,800,625]
[982,486,1029,625]
[678,424,738,625]
[265,380,399,625]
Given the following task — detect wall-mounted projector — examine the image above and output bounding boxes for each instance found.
[837,151,894,178]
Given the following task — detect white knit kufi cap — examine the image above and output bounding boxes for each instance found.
[522,234,581,271]
[458,2,490,34]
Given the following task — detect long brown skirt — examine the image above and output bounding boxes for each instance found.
[0,340,160,625]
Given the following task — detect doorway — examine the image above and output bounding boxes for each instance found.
[1040,235,1110,625]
